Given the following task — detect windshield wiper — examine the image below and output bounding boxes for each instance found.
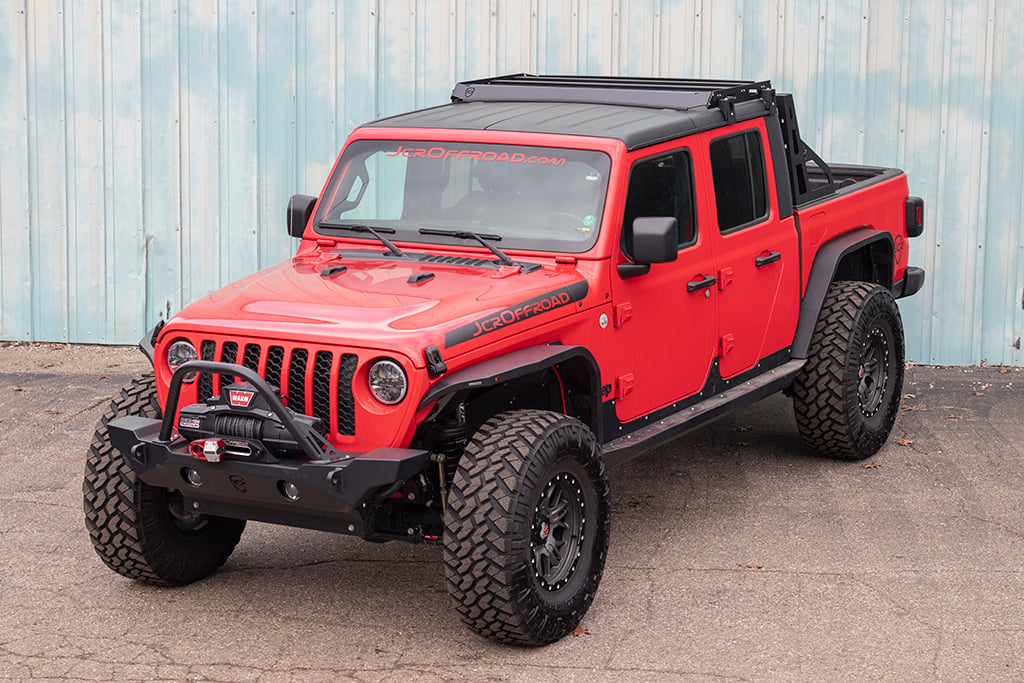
[418,228,516,267]
[319,221,405,257]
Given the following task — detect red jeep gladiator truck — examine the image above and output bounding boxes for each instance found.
[84,75,925,645]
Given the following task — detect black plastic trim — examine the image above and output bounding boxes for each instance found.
[287,194,317,238]
[894,266,926,299]
[765,110,794,219]
[419,344,602,440]
[906,196,925,237]
[599,348,799,463]
[137,322,163,366]
[792,229,895,358]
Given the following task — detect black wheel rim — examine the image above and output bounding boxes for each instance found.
[857,327,889,418]
[530,472,586,591]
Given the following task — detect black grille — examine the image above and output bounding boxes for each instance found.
[198,341,216,402]
[337,354,358,436]
[312,351,333,430]
[288,349,308,411]
[182,340,357,438]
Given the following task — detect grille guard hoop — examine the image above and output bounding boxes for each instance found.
[161,360,343,462]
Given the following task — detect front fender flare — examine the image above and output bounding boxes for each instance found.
[418,344,603,441]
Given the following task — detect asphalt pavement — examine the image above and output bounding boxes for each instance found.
[1,343,1022,681]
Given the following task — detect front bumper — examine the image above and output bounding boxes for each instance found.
[107,359,431,537]
[109,416,430,535]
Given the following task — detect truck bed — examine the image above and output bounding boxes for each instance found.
[794,163,911,293]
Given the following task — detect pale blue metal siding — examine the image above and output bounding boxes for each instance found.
[1,0,1022,365]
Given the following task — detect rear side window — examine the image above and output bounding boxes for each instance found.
[709,131,768,231]
[621,151,697,257]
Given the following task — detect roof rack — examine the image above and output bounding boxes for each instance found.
[451,74,775,121]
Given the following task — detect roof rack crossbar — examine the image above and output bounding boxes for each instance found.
[451,74,775,114]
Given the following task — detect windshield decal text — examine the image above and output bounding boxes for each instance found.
[387,146,567,166]
[444,281,589,348]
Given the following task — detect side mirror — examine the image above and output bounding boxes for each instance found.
[287,194,317,238]
[619,217,678,278]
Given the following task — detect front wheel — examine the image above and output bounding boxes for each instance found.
[443,410,611,645]
[792,281,906,459]
[83,373,246,585]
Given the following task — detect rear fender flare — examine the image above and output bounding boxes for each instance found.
[792,229,895,359]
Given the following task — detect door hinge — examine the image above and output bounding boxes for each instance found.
[720,333,735,356]
[614,302,633,328]
[615,374,635,399]
[718,267,734,291]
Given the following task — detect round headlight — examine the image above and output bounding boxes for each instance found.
[368,359,407,405]
[167,339,198,382]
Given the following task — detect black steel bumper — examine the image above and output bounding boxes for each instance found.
[109,416,430,535]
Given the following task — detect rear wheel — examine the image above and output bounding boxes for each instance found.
[83,374,245,585]
[792,281,905,459]
[443,410,611,645]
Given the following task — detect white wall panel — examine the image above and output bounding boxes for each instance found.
[1,0,1021,364]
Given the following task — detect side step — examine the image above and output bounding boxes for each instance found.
[602,359,805,467]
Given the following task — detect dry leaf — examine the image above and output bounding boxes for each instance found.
[864,462,882,469]
[36,361,54,368]
[946,414,964,420]
[1000,368,1009,374]
[92,375,109,381]
[43,408,63,415]
[902,404,924,412]
[974,391,985,396]
[737,562,764,570]
[736,426,751,432]
[571,625,590,637]
[896,438,914,446]
[12,386,27,392]
[901,393,916,399]
[737,441,752,447]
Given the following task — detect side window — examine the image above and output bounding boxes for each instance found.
[709,131,768,231]
[621,150,697,257]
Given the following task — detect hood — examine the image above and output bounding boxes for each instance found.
[165,251,589,365]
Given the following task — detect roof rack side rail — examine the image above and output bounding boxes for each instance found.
[451,74,775,114]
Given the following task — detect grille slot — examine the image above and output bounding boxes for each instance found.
[337,354,358,436]
[288,349,308,413]
[265,346,284,390]
[312,351,333,431]
[198,341,216,402]
[242,344,261,373]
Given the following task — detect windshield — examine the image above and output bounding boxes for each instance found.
[313,141,612,253]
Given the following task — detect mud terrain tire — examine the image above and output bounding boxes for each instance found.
[792,281,905,459]
[83,374,245,585]
[443,410,611,645]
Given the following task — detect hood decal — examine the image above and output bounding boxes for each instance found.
[444,280,588,348]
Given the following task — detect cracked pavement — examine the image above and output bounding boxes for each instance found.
[1,344,1022,681]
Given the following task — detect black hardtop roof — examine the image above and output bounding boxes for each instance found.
[363,74,777,151]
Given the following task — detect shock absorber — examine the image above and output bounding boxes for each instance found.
[431,408,467,512]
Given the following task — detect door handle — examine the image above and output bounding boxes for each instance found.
[686,275,717,293]
[755,251,782,268]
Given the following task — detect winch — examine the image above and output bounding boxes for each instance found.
[176,380,326,460]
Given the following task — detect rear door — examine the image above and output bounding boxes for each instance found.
[705,123,800,379]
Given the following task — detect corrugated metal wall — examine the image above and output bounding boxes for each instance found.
[1,0,1022,365]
